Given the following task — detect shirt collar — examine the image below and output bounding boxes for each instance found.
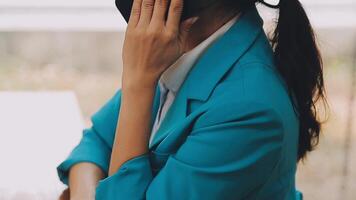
[159,14,240,93]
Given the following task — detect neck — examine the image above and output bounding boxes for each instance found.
[184,4,240,52]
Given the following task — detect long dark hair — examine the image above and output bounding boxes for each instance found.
[219,0,327,161]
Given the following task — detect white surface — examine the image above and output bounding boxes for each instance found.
[0,91,84,199]
[0,0,127,31]
[0,0,113,7]
[0,0,355,31]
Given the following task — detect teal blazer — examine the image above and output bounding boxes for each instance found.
[58,6,303,200]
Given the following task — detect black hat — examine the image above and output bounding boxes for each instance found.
[115,0,218,23]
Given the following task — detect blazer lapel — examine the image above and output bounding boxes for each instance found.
[149,6,264,150]
[148,84,188,149]
[150,84,162,129]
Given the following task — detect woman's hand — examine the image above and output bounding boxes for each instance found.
[109,0,198,176]
[122,0,198,88]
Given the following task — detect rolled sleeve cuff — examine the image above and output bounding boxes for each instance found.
[57,155,109,186]
[57,129,111,186]
[295,190,303,200]
[96,154,153,200]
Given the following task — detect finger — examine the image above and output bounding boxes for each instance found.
[128,0,143,27]
[151,0,168,24]
[166,0,184,31]
[139,0,155,25]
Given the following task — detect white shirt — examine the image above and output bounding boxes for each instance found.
[149,15,239,145]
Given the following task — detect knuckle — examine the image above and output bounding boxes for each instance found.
[163,31,175,41]
[172,1,183,13]
[142,0,154,9]
[146,29,160,38]
[130,29,143,39]
[149,24,160,32]
[155,0,163,6]
[150,19,164,26]
[131,7,140,16]
[161,0,168,6]
[158,0,168,7]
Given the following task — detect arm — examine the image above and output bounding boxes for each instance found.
[108,83,156,176]
[107,0,197,175]
[58,163,104,200]
[68,163,105,199]
[95,101,284,199]
[57,91,122,198]
[57,127,111,200]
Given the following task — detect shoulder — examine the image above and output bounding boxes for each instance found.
[212,61,290,107]
[213,31,291,106]
[198,61,295,130]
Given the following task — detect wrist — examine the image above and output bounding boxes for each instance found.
[122,69,160,91]
[122,77,157,93]
[70,194,94,200]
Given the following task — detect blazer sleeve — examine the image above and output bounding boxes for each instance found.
[95,101,284,200]
[57,90,122,185]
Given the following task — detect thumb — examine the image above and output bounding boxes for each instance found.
[179,16,199,42]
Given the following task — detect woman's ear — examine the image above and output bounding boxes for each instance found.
[179,16,199,43]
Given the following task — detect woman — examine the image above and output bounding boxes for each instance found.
[58,0,326,199]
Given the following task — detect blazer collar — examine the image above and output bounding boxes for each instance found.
[149,6,264,149]
[184,6,264,101]
[159,14,239,94]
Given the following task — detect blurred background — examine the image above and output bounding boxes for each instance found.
[0,0,355,199]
